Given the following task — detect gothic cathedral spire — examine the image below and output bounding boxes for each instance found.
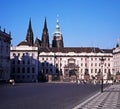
[26,18,34,46]
[41,18,49,48]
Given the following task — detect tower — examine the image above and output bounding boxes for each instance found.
[41,18,49,48]
[52,17,64,48]
[26,18,34,46]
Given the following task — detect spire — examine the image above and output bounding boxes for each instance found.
[41,18,49,48]
[52,16,64,48]
[54,16,62,37]
[44,17,48,31]
[26,18,34,46]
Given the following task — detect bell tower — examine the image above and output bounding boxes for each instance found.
[52,17,64,48]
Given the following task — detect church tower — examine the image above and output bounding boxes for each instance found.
[26,18,34,46]
[52,17,64,48]
[41,18,49,48]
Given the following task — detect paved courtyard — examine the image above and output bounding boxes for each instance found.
[0,83,102,109]
[73,84,120,109]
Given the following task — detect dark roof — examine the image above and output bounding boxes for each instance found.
[0,30,11,40]
[101,49,113,53]
[17,40,32,46]
[39,47,113,53]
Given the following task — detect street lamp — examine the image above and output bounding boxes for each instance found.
[54,53,57,74]
[99,56,105,93]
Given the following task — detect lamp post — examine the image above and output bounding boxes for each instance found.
[54,53,57,74]
[99,56,105,93]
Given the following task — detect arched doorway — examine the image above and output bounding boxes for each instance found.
[64,58,79,82]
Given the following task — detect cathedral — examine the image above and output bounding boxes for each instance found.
[10,18,114,82]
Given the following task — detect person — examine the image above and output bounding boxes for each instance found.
[9,79,15,86]
[77,78,80,85]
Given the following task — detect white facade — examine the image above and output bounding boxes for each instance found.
[10,44,39,82]
[39,48,113,80]
[113,46,120,74]
[0,30,11,82]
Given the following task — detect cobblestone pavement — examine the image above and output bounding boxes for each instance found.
[73,84,120,109]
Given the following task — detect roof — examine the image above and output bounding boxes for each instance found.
[39,47,113,53]
[17,40,32,46]
[0,30,11,40]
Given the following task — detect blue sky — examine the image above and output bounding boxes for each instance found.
[1,0,120,49]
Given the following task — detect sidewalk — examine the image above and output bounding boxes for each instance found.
[73,84,120,109]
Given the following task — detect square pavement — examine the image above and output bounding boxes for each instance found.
[73,84,120,109]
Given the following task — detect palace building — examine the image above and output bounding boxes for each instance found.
[10,18,114,82]
[0,28,12,82]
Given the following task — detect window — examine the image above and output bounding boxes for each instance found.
[22,75,25,79]
[108,63,110,67]
[22,60,25,64]
[46,63,48,66]
[91,58,93,61]
[27,75,30,79]
[13,53,16,57]
[81,63,83,67]
[46,69,48,73]
[17,67,20,73]
[12,67,15,73]
[27,60,30,64]
[56,64,58,67]
[104,69,106,73]
[22,67,25,73]
[95,63,97,66]
[105,63,106,66]
[17,75,20,79]
[18,53,20,57]
[91,63,93,67]
[27,67,30,73]
[42,63,44,67]
[6,45,8,53]
[81,69,83,73]
[91,69,93,73]
[18,60,20,64]
[23,53,25,56]
[60,63,62,67]
[32,67,35,73]
[85,63,87,67]
[95,69,97,73]
[13,60,15,64]
[50,68,52,72]
[31,53,34,57]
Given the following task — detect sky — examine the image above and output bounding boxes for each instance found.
[0,0,120,49]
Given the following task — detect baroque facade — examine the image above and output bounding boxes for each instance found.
[113,44,120,75]
[10,18,114,82]
[0,28,11,82]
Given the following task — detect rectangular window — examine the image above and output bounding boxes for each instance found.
[22,67,25,73]
[17,67,20,73]
[95,69,97,73]
[32,67,35,73]
[91,69,93,73]
[27,67,30,73]
[18,60,20,64]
